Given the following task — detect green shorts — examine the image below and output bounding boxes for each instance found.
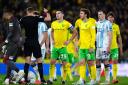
[79,49,95,61]
[68,53,74,63]
[74,57,79,63]
[51,47,68,62]
[110,48,118,60]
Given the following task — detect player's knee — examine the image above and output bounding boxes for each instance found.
[3,55,9,64]
[62,61,67,66]
[96,59,101,65]
[112,60,118,64]
[88,60,95,66]
[36,57,42,63]
[50,59,56,64]
[79,59,85,65]
[25,56,31,63]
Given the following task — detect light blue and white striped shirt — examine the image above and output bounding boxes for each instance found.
[96,19,112,49]
[38,22,48,49]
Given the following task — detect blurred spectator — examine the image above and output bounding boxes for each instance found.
[122,27,128,52]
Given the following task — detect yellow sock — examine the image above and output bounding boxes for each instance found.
[112,64,118,80]
[62,65,67,81]
[90,65,96,80]
[87,65,91,79]
[76,66,80,75]
[66,63,73,81]
[79,65,86,80]
[49,64,55,79]
[60,66,63,77]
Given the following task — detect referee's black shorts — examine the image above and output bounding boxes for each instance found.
[24,41,42,58]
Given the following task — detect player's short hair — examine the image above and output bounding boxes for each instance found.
[98,9,107,15]
[56,9,64,14]
[34,11,40,16]
[107,11,115,18]
[26,7,35,13]
[80,8,90,18]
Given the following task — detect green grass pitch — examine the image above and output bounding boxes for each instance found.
[0,74,128,85]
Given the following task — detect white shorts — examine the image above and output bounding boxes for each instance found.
[96,48,110,60]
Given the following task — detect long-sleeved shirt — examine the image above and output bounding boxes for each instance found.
[3,17,21,44]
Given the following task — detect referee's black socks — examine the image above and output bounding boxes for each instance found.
[37,63,45,81]
[24,63,29,82]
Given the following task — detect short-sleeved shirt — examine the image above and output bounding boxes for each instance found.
[96,19,112,50]
[111,23,120,49]
[38,22,48,49]
[51,20,74,48]
[20,16,44,42]
[20,16,44,57]
[67,33,75,54]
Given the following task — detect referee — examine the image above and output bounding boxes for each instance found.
[20,7,47,84]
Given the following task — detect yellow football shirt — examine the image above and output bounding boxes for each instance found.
[51,20,73,48]
[67,32,75,54]
[75,18,96,49]
[111,23,120,49]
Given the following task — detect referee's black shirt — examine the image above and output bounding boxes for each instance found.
[20,16,44,42]
[20,16,44,57]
